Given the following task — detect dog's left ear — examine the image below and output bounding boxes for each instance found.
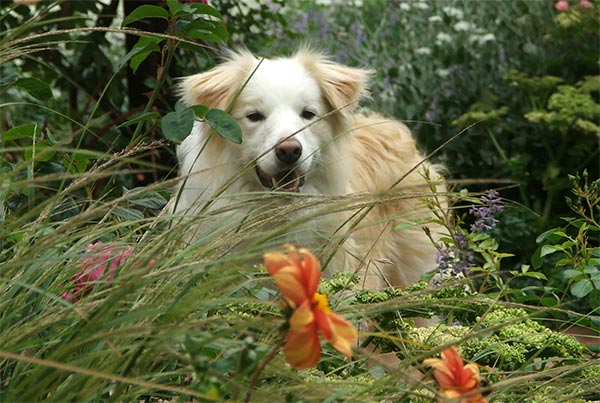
[297,50,373,113]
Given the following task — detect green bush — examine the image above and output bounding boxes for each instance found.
[1,1,599,402]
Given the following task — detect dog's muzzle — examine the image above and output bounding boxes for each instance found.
[255,165,305,192]
[255,138,306,192]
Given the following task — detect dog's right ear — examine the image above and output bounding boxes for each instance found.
[178,50,257,110]
[296,50,373,113]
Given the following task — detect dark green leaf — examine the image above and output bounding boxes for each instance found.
[205,108,242,144]
[15,77,53,101]
[521,271,548,281]
[130,36,162,73]
[24,142,55,162]
[184,20,227,43]
[535,227,561,244]
[125,187,168,209]
[191,105,209,118]
[122,5,169,27]
[531,246,543,269]
[0,72,19,87]
[571,279,593,298]
[112,207,144,221]
[540,245,560,257]
[166,0,183,16]
[589,289,600,309]
[183,4,223,19]
[1,123,39,141]
[161,102,195,142]
[563,269,581,280]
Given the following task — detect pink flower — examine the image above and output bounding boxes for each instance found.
[62,242,133,302]
[555,0,570,11]
[579,0,592,8]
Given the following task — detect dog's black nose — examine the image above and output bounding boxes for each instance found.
[275,139,302,164]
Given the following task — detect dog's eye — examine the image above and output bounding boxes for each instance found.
[247,112,265,122]
[301,109,317,120]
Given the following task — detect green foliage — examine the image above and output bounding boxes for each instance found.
[1,1,599,402]
[403,304,589,393]
[534,171,600,318]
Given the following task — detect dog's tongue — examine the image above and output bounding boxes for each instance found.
[256,166,305,192]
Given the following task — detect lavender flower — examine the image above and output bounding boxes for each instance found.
[470,189,504,233]
[434,232,474,276]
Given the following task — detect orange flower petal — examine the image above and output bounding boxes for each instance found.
[269,265,307,308]
[424,347,485,401]
[289,301,315,333]
[423,356,455,388]
[324,312,357,358]
[462,363,481,390]
[263,251,294,277]
[298,247,320,297]
[283,328,321,369]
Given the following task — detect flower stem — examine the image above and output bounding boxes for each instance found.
[244,336,286,403]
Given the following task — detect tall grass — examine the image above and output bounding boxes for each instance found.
[1,1,599,402]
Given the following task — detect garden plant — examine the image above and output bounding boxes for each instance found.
[0,0,599,402]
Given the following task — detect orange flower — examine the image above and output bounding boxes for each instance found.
[263,244,357,369]
[423,347,488,403]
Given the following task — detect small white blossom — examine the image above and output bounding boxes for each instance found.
[429,15,443,23]
[478,33,496,44]
[414,1,429,10]
[436,68,450,78]
[442,6,464,19]
[453,21,472,32]
[400,3,411,11]
[436,32,452,45]
[470,33,497,46]
[415,47,432,56]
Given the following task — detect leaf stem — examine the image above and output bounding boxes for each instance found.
[244,336,286,403]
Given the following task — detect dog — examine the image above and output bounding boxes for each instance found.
[171,49,445,290]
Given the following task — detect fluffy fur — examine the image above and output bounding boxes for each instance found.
[172,49,445,290]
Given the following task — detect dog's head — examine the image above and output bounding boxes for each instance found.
[178,49,372,193]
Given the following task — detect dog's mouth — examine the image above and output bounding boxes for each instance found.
[255,165,305,192]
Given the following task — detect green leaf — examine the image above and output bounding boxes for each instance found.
[535,227,565,244]
[589,289,600,310]
[531,246,543,269]
[24,142,55,162]
[191,104,209,118]
[520,271,548,281]
[122,5,169,26]
[540,245,560,257]
[1,123,39,141]
[125,187,168,210]
[130,36,162,73]
[166,0,183,16]
[74,153,90,173]
[161,101,195,142]
[205,109,242,144]
[0,72,19,87]
[15,78,53,101]
[183,4,223,19]
[571,279,593,298]
[563,269,581,280]
[118,111,159,128]
[185,20,227,43]
[112,207,144,221]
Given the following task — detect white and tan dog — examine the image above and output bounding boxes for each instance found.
[172,49,444,290]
